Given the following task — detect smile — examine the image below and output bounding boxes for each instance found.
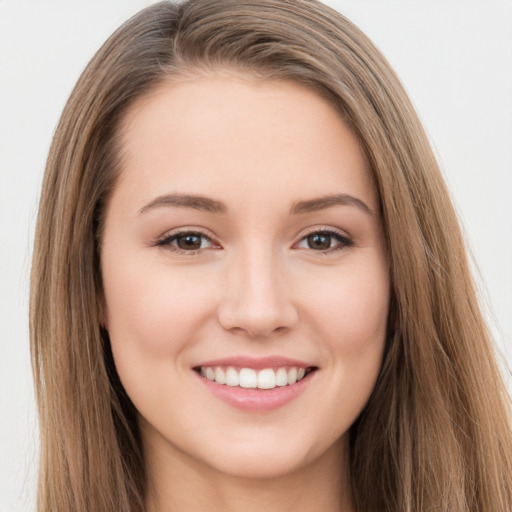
[198,365,314,389]
[193,358,318,411]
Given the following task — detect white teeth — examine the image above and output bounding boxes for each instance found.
[200,365,310,389]
[287,367,298,385]
[239,368,257,388]
[275,367,288,387]
[225,367,239,387]
[257,368,276,389]
[215,367,226,384]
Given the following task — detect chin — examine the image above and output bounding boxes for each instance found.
[191,429,347,481]
[212,452,304,480]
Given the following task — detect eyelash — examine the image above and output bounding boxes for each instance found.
[155,228,353,255]
[295,228,354,254]
[155,230,218,254]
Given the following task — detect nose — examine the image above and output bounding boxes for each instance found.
[217,246,299,338]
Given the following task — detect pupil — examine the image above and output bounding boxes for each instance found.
[308,233,331,250]
[177,234,201,250]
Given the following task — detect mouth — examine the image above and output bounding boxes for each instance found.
[193,358,318,411]
[193,365,318,390]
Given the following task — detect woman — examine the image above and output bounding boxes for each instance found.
[30,0,512,511]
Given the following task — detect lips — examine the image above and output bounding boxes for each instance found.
[193,357,317,411]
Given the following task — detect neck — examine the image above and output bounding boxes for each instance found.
[143,432,354,512]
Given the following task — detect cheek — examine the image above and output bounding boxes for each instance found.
[315,264,389,416]
[305,259,390,354]
[102,256,213,359]
[102,260,215,414]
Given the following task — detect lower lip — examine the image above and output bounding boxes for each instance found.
[196,372,314,412]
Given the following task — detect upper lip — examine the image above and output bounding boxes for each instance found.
[193,356,316,370]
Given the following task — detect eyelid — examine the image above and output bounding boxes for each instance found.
[293,226,354,253]
[154,227,221,253]
[152,225,353,254]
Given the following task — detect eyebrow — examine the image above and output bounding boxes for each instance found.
[138,192,374,216]
[290,194,374,216]
[138,194,227,215]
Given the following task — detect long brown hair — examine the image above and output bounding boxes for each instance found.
[30,1,512,510]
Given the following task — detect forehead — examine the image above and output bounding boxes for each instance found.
[115,73,377,215]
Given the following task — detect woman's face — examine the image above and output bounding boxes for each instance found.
[101,73,389,479]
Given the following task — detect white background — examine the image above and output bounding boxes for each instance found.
[1,1,511,510]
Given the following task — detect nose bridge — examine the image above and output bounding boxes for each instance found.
[218,242,297,337]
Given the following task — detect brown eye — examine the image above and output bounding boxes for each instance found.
[307,233,332,250]
[296,229,353,252]
[176,233,203,250]
[157,231,217,253]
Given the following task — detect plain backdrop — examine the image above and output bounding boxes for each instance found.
[1,1,511,510]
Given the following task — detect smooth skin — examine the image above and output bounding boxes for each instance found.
[100,72,390,512]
